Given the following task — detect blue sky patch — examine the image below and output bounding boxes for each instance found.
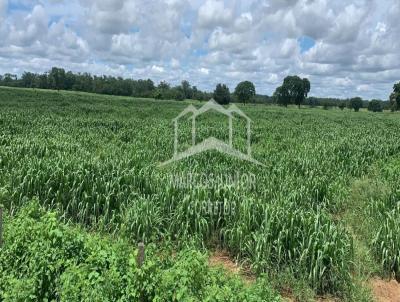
[298,36,316,53]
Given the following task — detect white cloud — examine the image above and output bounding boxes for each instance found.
[335,77,353,87]
[0,0,399,100]
[151,65,165,73]
[357,84,370,92]
[0,0,7,19]
[197,0,233,28]
[199,67,209,75]
[170,58,180,68]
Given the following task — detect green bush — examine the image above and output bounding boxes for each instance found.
[0,202,279,301]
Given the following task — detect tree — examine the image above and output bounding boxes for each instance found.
[338,102,346,110]
[132,79,155,97]
[2,73,17,86]
[173,87,185,101]
[1,66,215,100]
[192,86,199,100]
[302,78,311,105]
[389,82,400,111]
[213,83,230,105]
[64,71,76,90]
[158,81,170,90]
[273,85,290,107]
[273,75,311,108]
[349,97,363,112]
[21,72,36,88]
[181,80,192,99]
[234,81,255,105]
[307,97,318,108]
[321,100,331,110]
[394,82,400,94]
[154,81,170,99]
[35,73,48,89]
[368,99,383,112]
[48,67,66,91]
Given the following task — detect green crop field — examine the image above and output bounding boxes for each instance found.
[0,86,399,301]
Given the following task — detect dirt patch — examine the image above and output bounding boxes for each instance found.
[371,278,400,302]
[208,249,255,284]
[208,250,339,301]
[315,297,337,302]
[280,294,336,302]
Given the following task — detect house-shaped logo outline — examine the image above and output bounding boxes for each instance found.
[159,99,264,166]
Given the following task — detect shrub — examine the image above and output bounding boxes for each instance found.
[367,99,383,112]
[0,202,280,301]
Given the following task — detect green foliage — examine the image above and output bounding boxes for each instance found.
[181,80,192,99]
[367,159,400,281]
[1,87,400,297]
[234,81,256,104]
[0,67,212,101]
[349,97,363,112]
[49,67,67,91]
[367,99,383,112]
[223,202,353,295]
[371,202,400,280]
[174,88,185,101]
[345,161,400,283]
[389,82,400,111]
[213,83,230,105]
[274,75,310,108]
[0,202,279,301]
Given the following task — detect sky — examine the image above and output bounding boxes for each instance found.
[0,0,399,100]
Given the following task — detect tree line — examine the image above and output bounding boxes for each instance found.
[0,67,210,101]
[0,67,398,112]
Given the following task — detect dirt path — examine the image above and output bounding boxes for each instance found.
[371,278,400,302]
[208,250,338,301]
[209,251,400,302]
[208,249,255,284]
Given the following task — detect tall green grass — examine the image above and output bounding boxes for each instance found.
[1,87,400,295]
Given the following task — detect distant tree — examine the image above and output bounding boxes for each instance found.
[0,67,214,101]
[260,95,273,105]
[192,86,200,100]
[2,73,17,86]
[307,97,318,108]
[321,100,331,110]
[349,97,363,112]
[389,82,400,111]
[21,72,36,88]
[64,71,76,90]
[234,81,255,105]
[35,73,48,89]
[338,102,346,110]
[181,80,192,99]
[154,89,162,99]
[174,87,185,101]
[131,79,155,97]
[274,76,311,108]
[49,67,66,91]
[72,73,90,92]
[213,83,230,105]
[302,78,311,105]
[273,85,290,107]
[158,81,170,90]
[154,81,171,99]
[368,99,383,112]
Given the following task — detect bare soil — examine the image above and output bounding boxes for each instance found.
[209,251,400,302]
[371,278,400,302]
[208,249,255,284]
